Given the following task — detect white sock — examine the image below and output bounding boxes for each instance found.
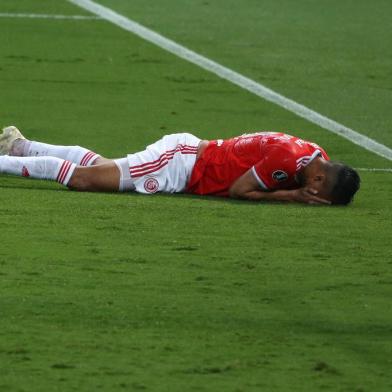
[11,140,100,166]
[0,155,76,186]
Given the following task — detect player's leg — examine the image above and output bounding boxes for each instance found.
[0,154,133,192]
[0,126,106,167]
[68,161,121,192]
[0,155,77,186]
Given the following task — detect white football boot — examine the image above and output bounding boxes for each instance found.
[0,126,26,155]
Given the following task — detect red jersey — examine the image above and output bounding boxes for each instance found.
[186,132,329,196]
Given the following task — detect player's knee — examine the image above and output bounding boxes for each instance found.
[68,167,96,191]
[93,156,111,165]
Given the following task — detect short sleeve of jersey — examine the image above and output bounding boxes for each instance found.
[251,145,297,190]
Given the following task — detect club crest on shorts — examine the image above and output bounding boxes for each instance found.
[272,170,288,182]
[21,166,30,177]
[144,177,159,193]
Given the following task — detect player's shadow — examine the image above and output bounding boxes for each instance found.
[0,177,260,205]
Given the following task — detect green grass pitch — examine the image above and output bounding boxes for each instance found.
[1,0,392,391]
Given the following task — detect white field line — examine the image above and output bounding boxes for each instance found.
[67,0,392,162]
[356,168,392,172]
[0,12,101,20]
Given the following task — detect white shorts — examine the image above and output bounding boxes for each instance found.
[119,133,201,194]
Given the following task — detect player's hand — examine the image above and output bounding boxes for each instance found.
[292,187,331,205]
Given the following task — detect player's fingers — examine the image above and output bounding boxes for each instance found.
[306,188,319,195]
[301,188,330,204]
[308,195,331,205]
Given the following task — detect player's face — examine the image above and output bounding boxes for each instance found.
[312,177,335,202]
[315,184,333,203]
[302,170,334,202]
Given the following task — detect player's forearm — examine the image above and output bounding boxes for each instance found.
[230,188,295,202]
[231,188,331,205]
[251,189,296,202]
[229,169,331,204]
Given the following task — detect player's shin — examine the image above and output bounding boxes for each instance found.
[11,139,100,167]
[0,155,76,186]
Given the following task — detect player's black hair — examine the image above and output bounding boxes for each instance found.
[330,163,361,205]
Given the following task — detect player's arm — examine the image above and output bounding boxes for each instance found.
[229,169,330,205]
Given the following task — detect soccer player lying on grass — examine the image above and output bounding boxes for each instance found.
[0,126,360,205]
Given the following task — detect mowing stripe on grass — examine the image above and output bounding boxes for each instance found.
[0,12,101,20]
[67,0,392,162]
